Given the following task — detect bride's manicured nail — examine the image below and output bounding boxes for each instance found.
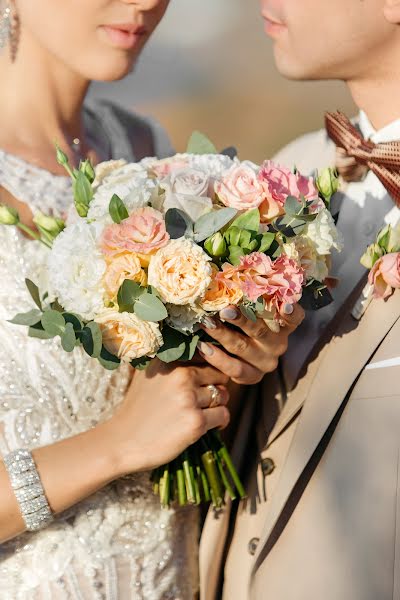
[219,307,239,320]
[283,303,294,315]
[201,316,217,329]
[197,341,214,357]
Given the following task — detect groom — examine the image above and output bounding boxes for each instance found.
[200,1,400,599]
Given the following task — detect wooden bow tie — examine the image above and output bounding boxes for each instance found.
[325,111,400,207]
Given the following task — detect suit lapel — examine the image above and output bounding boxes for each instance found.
[251,291,400,576]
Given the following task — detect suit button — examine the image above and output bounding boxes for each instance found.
[248,537,260,556]
[261,457,275,476]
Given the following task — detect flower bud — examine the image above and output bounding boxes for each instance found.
[316,168,339,202]
[387,225,400,253]
[0,204,19,225]
[56,145,69,167]
[33,212,65,243]
[360,243,384,270]
[204,232,227,257]
[80,159,95,184]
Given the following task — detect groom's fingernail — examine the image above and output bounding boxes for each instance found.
[201,316,217,330]
[283,303,294,315]
[220,307,239,320]
[197,341,214,357]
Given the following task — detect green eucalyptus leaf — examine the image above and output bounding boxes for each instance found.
[117,279,145,312]
[109,194,129,224]
[41,310,66,336]
[240,305,257,322]
[228,245,245,266]
[98,347,121,370]
[61,322,76,352]
[186,130,217,155]
[165,208,194,239]
[25,279,42,310]
[193,208,237,243]
[230,208,260,232]
[63,313,83,332]
[284,196,301,216]
[81,322,102,358]
[157,327,187,363]
[9,309,42,327]
[180,334,200,361]
[255,297,266,313]
[73,171,93,217]
[134,293,168,322]
[28,323,55,339]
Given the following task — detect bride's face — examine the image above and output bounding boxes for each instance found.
[16,0,170,81]
[260,0,398,82]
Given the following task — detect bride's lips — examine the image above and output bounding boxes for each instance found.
[100,24,147,50]
[262,13,287,38]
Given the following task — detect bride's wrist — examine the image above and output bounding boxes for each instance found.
[99,415,145,479]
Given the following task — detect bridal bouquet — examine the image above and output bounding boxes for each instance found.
[1,132,342,508]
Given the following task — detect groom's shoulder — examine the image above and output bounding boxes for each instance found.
[272,127,335,175]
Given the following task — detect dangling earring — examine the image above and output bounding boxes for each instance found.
[0,0,19,61]
[9,0,20,62]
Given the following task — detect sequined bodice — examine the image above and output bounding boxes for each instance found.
[0,111,198,600]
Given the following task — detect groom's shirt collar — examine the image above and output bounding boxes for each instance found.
[359,110,400,143]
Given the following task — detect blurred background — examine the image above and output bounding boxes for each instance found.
[90,0,356,163]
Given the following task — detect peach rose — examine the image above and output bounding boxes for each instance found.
[101,207,169,257]
[199,264,243,312]
[95,309,163,362]
[368,252,400,299]
[148,238,212,305]
[215,165,269,210]
[103,252,147,301]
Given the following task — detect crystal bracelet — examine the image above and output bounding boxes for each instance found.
[3,449,53,531]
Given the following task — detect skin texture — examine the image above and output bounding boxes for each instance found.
[259,0,400,129]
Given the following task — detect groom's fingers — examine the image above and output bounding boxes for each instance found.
[279,303,305,332]
[218,305,272,341]
[197,341,264,385]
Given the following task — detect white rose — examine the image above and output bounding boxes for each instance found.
[166,303,206,334]
[47,221,106,320]
[95,309,163,362]
[148,238,212,305]
[283,237,329,282]
[170,167,210,197]
[305,208,344,255]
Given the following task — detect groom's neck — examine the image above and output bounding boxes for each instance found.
[347,71,400,131]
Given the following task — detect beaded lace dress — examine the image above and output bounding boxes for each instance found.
[0,104,199,600]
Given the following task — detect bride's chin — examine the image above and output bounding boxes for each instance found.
[84,57,138,82]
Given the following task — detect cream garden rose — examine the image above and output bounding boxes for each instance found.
[95,309,163,362]
[103,252,147,302]
[148,238,212,305]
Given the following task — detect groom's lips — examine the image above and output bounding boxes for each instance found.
[262,13,287,38]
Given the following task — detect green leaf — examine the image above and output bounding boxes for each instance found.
[41,310,66,336]
[186,130,217,155]
[61,322,76,352]
[255,297,266,314]
[180,334,200,361]
[165,208,194,239]
[240,305,257,322]
[284,196,301,216]
[157,327,187,363]
[299,282,334,311]
[193,208,237,243]
[228,245,245,266]
[81,322,102,358]
[25,279,42,310]
[258,232,275,253]
[63,313,83,332]
[117,279,145,312]
[131,356,152,370]
[9,309,42,326]
[134,293,168,322]
[50,299,65,313]
[98,347,121,370]
[109,194,129,224]
[28,323,55,339]
[73,171,93,217]
[224,226,241,247]
[230,208,260,233]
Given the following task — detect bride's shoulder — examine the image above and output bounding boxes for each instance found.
[84,99,174,161]
[272,127,335,175]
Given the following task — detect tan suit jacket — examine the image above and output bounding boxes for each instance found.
[200,130,400,600]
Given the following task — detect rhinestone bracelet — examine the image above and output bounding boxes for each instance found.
[4,449,53,531]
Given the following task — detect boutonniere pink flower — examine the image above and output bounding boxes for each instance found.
[352,224,400,319]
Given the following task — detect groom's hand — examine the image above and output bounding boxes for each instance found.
[198,303,305,385]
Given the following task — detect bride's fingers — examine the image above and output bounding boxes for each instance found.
[203,405,231,431]
[197,341,263,385]
[196,385,229,409]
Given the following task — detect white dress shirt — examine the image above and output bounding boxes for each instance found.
[282,111,400,390]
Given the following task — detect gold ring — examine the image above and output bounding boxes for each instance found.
[207,384,222,408]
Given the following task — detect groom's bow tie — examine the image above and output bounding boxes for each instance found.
[325,111,400,207]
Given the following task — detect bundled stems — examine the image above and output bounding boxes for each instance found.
[152,431,246,508]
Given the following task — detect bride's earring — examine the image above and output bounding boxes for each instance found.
[0,0,19,60]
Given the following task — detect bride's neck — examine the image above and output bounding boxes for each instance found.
[0,36,90,169]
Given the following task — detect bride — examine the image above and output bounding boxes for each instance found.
[0,1,232,598]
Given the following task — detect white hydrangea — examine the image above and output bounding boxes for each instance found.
[166,303,206,334]
[47,221,106,320]
[305,208,344,255]
[88,164,158,224]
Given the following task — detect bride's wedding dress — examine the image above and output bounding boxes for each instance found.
[0,102,199,600]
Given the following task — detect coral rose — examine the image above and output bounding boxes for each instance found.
[95,309,163,362]
[200,264,243,312]
[103,252,147,302]
[148,238,212,305]
[368,252,400,299]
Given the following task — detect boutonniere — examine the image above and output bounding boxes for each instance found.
[352,224,400,320]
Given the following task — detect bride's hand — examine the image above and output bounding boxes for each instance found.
[109,359,230,475]
[197,303,305,385]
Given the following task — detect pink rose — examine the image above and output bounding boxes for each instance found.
[151,158,189,178]
[101,207,169,257]
[368,253,400,299]
[215,165,269,210]
[258,161,320,220]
